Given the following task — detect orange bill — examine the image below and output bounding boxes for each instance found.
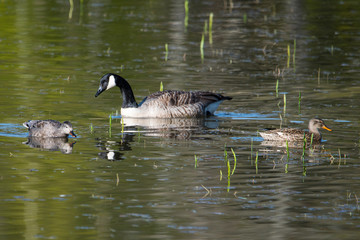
[322,126,332,131]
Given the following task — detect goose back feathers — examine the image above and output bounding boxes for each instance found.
[95,73,232,118]
[260,118,332,142]
[23,120,77,138]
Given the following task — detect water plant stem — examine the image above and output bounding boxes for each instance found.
[160,81,163,91]
[184,0,189,30]
[165,43,168,61]
[287,44,290,68]
[200,33,205,63]
[68,0,74,19]
[194,155,198,168]
[121,117,125,134]
[275,79,279,97]
[283,94,286,115]
[255,151,258,174]
[109,114,112,137]
[231,148,237,175]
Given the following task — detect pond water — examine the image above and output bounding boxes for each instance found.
[1,0,360,239]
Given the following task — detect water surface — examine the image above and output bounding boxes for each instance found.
[1,0,360,239]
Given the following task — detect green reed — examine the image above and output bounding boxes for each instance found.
[209,13,213,45]
[194,155,198,168]
[220,169,223,181]
[243,13,247,23]
[160,81,164,91]
[301,134,307,160]
[231,148,237,175]
[283,94,287,115]
[184,0,189,30]
[90,123,93,134]
[200,33,205,63]
[109,114,112,138]
[68,0,74,19]
[121,117,125,134]
[165,43,168,61]
[275,79,279,97]
[255,151,259,174]
[286,139,290,159]
[287,44,290,68]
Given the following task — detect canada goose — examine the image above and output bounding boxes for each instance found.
[259,118,332,142]
[23,120,77,138]
[94,73,232,118]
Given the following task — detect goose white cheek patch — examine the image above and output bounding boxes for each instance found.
[107,75,116,90]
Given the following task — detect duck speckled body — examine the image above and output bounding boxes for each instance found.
[95,73,232,118]
[260,118,332,142]
[23,120,77,138]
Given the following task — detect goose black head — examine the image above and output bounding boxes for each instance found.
[95,73,117,97]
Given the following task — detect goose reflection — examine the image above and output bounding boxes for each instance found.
[23,137,75,154]
[121,117,219,139]
[95,134,133,161]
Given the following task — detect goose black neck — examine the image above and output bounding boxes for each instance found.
[114,75,138,108]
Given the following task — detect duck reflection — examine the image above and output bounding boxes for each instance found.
[260,140,324,149]
[23,137,75,154]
